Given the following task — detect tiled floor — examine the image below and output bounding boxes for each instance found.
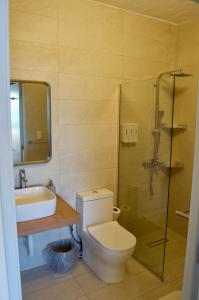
[133,227,186,280]
[158,291,182,300]
[164,229,186,286]
[22,255,182,300]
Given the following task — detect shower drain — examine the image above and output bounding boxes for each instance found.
[147,238,169,248]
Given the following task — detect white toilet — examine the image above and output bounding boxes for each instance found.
[76,189,136,283]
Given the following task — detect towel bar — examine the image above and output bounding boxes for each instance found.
[176,210,190,220]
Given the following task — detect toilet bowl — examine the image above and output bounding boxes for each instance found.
[76,189,136,283]
[82,221,136,283]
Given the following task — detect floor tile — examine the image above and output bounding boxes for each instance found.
[119,271,162,299]
[133,282,178,300]
[23,278,84,300]
[89,284,132,300]
[89,270,162,300]
[75,296,89,300]
[71,259,91,278]
[75,271,107,293]
[158,291,182,300]
[21,265,72,294]
[126,258,146,277]
[21,245,185,300]
[133,227,186,286]
[164,257,185,283]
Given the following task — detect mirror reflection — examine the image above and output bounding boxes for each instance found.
[10,81,51,165]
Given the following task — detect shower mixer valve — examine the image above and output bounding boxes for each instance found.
[143,159,161,169]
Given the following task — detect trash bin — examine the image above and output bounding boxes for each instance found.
[42,239,78,274]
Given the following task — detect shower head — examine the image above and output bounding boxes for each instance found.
[169,71,192,77]
[156,69,192,84]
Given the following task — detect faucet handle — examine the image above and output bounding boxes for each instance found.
[19,169,25,176]
[19,169,28,188]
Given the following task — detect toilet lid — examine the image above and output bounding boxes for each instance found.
[87,221,136,251]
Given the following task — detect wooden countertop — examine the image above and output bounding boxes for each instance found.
[17,195,80,237]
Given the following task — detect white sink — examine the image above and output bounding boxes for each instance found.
[15,186,56,222]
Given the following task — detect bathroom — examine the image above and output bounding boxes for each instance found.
[1,0,199,299]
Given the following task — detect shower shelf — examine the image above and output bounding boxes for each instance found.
[142,160,184,169]
[160,161,184,169]
[161,123,187,130]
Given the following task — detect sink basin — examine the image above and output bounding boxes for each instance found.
[15,186,56,222]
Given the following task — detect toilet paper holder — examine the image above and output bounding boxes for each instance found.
[113,206,121,221]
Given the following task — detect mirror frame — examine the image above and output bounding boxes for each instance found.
[10,79,52,166]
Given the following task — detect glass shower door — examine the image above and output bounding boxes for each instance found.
[118,75,174,279]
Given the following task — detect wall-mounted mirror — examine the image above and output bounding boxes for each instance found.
[10,80,51,166]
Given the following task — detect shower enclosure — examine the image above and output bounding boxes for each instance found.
[118,70,191,279]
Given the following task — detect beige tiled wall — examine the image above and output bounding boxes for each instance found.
[10,0,177,270]
[167,17,199,236]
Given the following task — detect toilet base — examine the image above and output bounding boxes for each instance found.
[82,236,132,283]
[83,251,126,283]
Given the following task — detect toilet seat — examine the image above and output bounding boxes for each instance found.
[87,221,136,251]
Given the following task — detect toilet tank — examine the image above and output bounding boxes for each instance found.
[76,189,113,233]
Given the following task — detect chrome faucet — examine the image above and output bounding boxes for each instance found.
[19,169,28,188]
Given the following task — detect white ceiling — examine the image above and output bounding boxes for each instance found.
[95,0,199,24]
